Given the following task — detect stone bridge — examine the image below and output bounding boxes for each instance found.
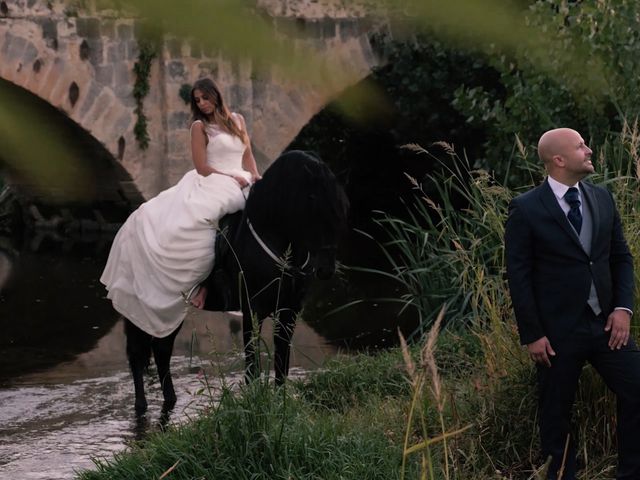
[0,0,387,201]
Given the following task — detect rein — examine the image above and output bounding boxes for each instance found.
[246,218,312,276]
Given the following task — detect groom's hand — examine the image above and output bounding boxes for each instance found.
[605,309,631,350]
[527,336,556,367]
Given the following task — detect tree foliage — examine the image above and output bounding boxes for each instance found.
[453,0,640,178]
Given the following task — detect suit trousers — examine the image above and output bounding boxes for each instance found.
[537,308,640,480]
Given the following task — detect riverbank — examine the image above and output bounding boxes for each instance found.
[68,313,626,476]
[75,316,623,480]
[77,346,414,479]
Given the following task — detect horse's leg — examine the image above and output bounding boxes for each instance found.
[273,308,297,386]
[151,321,183,412]
[124,319,152,414]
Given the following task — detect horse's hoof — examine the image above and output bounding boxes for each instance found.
[161,397,176,413]
[158,409,172,432]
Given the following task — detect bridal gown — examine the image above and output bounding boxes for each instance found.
[100,117,251,337]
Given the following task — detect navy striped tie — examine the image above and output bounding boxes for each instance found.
[564,187,582,234]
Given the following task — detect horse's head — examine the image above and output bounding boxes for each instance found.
[246,150,349,279]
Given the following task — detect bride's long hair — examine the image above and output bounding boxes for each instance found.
[190,78,248,145]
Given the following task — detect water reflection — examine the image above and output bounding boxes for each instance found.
[0,231,119,382]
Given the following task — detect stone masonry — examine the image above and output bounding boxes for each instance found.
[0,0,387,199]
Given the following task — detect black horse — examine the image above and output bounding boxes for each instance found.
[125,150,348,413]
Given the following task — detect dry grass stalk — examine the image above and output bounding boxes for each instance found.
[159,459,181,479]
[620,118,640,179]
[405,424,474,455]
[422,306,446,410]
[400,306,474,480]
[515,133,527,158]
[402,143,428,154]
[398,328,416,383]
[403,172,420,188]
[431,141,456,156]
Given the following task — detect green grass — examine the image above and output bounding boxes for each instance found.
[296,350,409,412]
[75,328,620,480]
[78,369,415,480]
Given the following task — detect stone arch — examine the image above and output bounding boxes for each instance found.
[0,76,142,211]
[241,18,387,163]
[0,45,133,164]
[0,11,146,197]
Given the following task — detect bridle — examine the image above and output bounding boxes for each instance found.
[246,218,314,277]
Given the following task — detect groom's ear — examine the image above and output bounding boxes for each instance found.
[552,154,565,168]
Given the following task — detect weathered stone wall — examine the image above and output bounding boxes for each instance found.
[0,0,156,196]
[0,0,386,199]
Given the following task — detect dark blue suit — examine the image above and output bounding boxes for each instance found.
[505,179,640,479]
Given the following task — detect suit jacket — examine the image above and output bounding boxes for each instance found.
[504,179,634,345]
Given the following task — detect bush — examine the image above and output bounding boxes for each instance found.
[454,0,640,181]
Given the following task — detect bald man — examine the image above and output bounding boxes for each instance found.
[505,128,640,479]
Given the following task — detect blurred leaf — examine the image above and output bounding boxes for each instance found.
[380,0,609,97]
[332,79,395,125]
[110,0,354,86]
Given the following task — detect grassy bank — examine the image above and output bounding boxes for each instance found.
[75,325,618,479]
[76,319,624,480]
[77,351,414,480]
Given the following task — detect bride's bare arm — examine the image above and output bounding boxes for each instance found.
[191,121,219,176]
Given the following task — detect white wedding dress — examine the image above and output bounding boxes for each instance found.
[100,117,251,337]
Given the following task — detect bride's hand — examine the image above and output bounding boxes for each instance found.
[231,175,249,188]
[251,173,262,183]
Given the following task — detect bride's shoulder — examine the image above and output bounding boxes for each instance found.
[190,119,207,131]
[231,112,246,129]
[190,120,209,141]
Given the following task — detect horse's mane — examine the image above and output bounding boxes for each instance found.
[246,151,348,247]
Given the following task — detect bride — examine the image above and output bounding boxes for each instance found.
[100,78,260,339]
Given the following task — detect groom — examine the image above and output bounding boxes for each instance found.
[504,128,640,479]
